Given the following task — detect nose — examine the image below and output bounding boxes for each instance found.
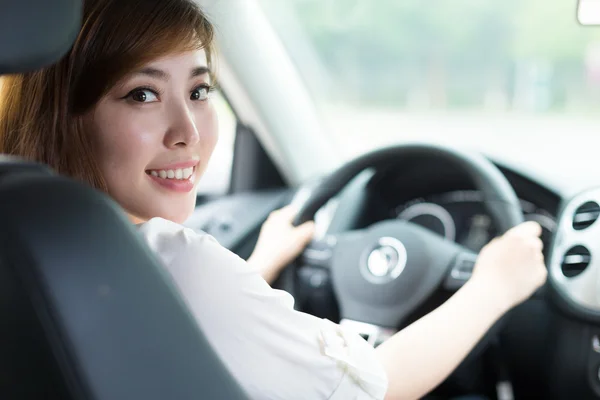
[163,102,200,148]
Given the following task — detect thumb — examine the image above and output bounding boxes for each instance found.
[504,220,542,238]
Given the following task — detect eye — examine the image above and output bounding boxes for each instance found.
[127,88,159,103]
[190,85,212,101]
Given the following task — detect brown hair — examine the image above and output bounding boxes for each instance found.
[0,0,215,191]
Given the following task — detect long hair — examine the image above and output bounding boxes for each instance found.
[0,0,215,191]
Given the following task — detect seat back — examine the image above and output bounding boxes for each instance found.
[0,159,249,399]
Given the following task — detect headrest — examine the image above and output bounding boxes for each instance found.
[0,155,53,177]
[0,0,82,74]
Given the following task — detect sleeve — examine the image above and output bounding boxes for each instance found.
[138,219,389,400]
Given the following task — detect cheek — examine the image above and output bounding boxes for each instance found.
[199,102,219,156]
[91,106,160,184]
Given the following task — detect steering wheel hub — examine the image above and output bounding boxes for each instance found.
[331,219,463,327]
[361,237,407,283]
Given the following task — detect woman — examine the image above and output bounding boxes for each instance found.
[0,0,547,399]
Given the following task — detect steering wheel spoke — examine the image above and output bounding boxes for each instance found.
[444,250,479,290]
[300,234,338,269]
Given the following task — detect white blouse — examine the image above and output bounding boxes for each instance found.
[137,217,388,400]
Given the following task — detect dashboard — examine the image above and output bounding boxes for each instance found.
[393,190,557,253]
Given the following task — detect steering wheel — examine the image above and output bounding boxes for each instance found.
[288,143,524,349]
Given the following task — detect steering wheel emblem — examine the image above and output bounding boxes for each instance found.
[361,237,407,283]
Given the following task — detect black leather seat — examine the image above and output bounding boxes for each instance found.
[0,1,248,399]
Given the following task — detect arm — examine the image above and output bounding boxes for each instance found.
[247,249,283,284]
[376,221,547,400]
[247,254,281,284]
[376,280,506,400]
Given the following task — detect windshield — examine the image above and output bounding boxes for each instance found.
[258,0,600,176]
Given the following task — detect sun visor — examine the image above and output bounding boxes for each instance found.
[0,0,81,74]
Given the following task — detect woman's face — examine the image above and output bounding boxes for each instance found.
[85,50,218,224]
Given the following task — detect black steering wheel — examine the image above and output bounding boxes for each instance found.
[287,143,523,348]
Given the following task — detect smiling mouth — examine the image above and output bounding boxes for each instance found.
[145,166,195,180]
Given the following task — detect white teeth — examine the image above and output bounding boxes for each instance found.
[149,167,195,180]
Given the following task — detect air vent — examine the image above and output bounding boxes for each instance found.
[561,245,591,278]
[573,201,600,230]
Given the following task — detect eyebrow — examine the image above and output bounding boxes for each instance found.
[135,66,211,81]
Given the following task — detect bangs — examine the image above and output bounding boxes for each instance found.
[70,0,214,113]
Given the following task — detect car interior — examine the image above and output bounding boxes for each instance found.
[3,0,600,399]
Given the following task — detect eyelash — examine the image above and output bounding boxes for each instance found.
[123,84,215,102]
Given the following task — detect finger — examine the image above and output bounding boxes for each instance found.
[535,266,548,287]
[505,221,542,238]
[296,221,316,243]
[537,251,546,264]
[521,234,543,248]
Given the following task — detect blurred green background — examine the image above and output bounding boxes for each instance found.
[260,0,600,114]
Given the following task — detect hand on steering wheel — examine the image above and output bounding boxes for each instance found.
[471,220,547,312]
[248,205,315,284]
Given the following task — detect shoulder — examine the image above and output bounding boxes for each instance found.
[137,217,215,244]
[136,217,220,265]
[136,217,262,288]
